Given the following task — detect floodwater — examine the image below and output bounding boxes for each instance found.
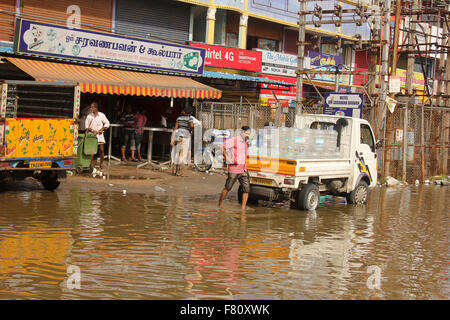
[0,179,448,300]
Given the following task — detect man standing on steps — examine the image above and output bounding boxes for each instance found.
[218,126,251,210]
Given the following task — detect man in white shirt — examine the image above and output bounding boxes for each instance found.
[85,102,110,169]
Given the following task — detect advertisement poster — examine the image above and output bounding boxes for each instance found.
[308,51,343,83]
[323,93,363,118]
[256,48,297,77]
[259,75,297,107]
[189,42,262,72]
[15,19,206,75]
[4,118,74,159]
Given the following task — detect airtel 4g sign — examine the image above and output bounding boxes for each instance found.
[189,42,262,72]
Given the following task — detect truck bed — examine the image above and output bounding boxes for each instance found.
[247,155,352,179]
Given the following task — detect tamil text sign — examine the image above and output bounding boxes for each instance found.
[15,19,206,75]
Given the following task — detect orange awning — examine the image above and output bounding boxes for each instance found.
[6,57,222,99]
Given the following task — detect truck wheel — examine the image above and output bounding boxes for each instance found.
[346,180,369,204]
[296,183,319,211]
[40,171,60,191]
[238,186,257,205]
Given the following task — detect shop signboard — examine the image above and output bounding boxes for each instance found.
[308,51,343,83]
[189,42,262,72]
[259,74,296,107]
[324,93,363,118]
[15,19,206,75]
[255,49,297,77]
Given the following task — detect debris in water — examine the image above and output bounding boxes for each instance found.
[154,186,167,192]
[123,190,127,195]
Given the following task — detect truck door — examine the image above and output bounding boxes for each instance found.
[357,123,377,187]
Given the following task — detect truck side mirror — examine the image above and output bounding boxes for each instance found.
[375,139,383,149]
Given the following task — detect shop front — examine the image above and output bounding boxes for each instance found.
[2,18,222,164]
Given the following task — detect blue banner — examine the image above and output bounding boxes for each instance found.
[324,93,364,118]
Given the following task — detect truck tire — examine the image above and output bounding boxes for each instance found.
[40,171,60,191]
[296,183,320,211]
[346,180,369,204]
[238,186,257,205]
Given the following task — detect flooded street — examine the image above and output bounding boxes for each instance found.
[0,179,448,300]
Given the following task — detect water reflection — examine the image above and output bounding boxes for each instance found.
[0,182,448,299]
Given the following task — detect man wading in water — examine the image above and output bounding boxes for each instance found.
[218,126,251,210]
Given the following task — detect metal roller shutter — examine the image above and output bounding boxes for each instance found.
[0,0,16,42]
[115,0,190,44]
[21,0,113,32]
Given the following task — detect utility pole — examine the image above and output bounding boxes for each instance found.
[335,64,341,93]
[444,6,450,176]
[408,0,423,181]
[389,0,408,182]
[295,0,307,121]
[368,0,380,132]
[380,0,392,179]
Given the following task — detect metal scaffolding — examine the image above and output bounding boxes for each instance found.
[296,0,450,182]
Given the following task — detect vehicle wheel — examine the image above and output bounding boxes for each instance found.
[40,171,60,191]
[238,186,258,205]
[296,183,320,211]
[194,150,213,172]
[346,180,369,204]
[75,165,84,174]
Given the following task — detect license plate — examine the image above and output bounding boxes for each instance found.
[251,177,273,186]
[29,161,52,169]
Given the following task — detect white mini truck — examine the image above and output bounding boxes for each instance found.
[240,114,380,210]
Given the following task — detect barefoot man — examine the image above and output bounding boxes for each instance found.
[218,126,251,210]
[85,102,110,169]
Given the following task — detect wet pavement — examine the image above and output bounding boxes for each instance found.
[0,177,448,300]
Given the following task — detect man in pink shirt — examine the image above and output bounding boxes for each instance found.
[218,126,251,210]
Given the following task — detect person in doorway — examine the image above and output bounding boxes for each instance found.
[218,126,252,210]
[120,104,137,162]
[134,107,147,162]
[85,102,110,170]
[170,107,193,176]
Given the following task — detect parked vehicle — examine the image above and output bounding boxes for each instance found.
[194,129,231,172]
[0,81,79,190]
[242,114,381,210]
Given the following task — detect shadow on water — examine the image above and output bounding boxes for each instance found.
[0,180,448,299]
